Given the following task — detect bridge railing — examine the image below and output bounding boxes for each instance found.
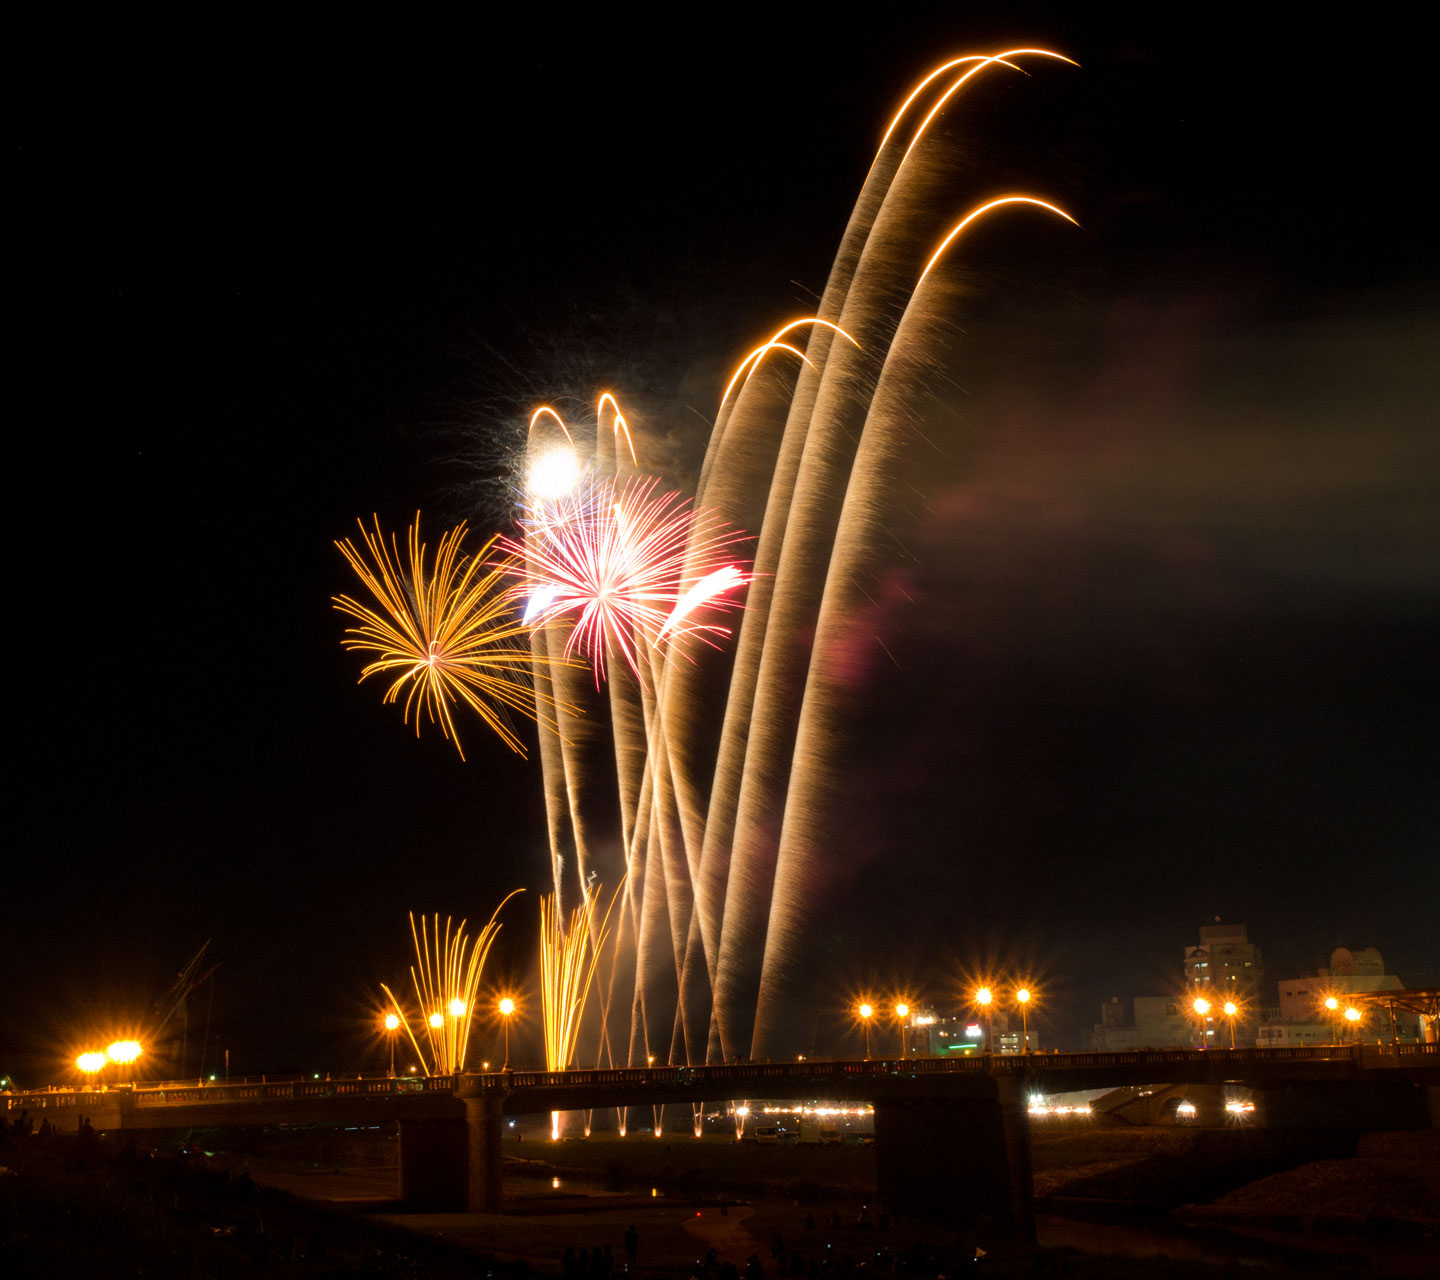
[6,1043,1431,1113]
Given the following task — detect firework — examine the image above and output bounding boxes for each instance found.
[715,319,860,417]
[540,883,622,1137]
[334,515,562,759]
[500,476,752,684]
[509,46,1081,1067]
[381,894,521,1076]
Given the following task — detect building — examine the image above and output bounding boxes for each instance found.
[904,1006,1026,1056]
[1262,947,1420,1043]
[1091,996,1193,1051]
[1184,921,1263,1005]
[1276,947,1402,1021]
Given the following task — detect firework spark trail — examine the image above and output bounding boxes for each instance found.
[699,320,861,516]
[897,50,1075,164]
[658,321,863,1060]
[751,197,1078,1051]
[380,895,521,1076]
[673,108,942,1060]
[524,402,617,914]
[522,400,735,1058]
[709,139,950,1060]
[595,394,652,1049]
[540,884,621,1135]
[334,517,551,760]
[705,53,1078,1061]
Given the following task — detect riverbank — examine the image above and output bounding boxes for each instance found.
[4,1126,1436,1277]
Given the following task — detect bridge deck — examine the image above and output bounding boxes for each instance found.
[5,1042,1434,1130]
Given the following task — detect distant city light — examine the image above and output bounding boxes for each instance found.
[965,1024,983,1039]
[429,1012,444,1029]
[384,1014,400,1031]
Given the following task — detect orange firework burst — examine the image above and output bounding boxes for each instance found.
[334,514,556,759]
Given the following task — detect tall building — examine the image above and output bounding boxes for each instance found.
[1184,920,1263,1005]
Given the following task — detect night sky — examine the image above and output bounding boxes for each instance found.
[8,8,1436,1081]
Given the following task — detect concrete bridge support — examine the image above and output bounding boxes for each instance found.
[462,1092,505,1212]
[873,1076,1033,1238]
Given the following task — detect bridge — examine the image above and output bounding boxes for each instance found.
[7,1044,1436,1236]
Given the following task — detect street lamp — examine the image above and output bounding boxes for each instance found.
[894,1002,910,1059]
[1324,995,1340,1045]
[499,997,516,1069]
[1015,988,1032,1053]
[858,1004,874,1059]
[1192,997,1211,1049]
[1222,1001,1238,1049]
[106,1040,143,1084]
[384,1013,400,1077]
[975,988,994,1052]
[77,1051,106,1080]
[106,1040,142,1066]
[1344,1006,1361,1043]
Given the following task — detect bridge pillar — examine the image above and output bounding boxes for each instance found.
[873,1076,1033,1239]
[462,1092,505,1213]
[398,1119,468,1210]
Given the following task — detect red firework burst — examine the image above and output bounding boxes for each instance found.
[499,475,752,683]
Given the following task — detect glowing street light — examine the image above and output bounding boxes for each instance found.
[1015,988,1032,1053]
[1192,997,1211,1050]
[975,987,994,1052]
[428,1011,444,1030]
[1323,995,1341,1045]
[384,1013,400,1077]
[499,996,516,1069]
[1222,1001,1239,1049]
[858,1003,874,1059]
[77,1051,107,1077]
[106,1040,142,1065]
[1344,1006,1362,1043]
[894,1002,910,1059]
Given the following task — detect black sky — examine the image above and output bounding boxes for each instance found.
[7,8,1436,1079]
